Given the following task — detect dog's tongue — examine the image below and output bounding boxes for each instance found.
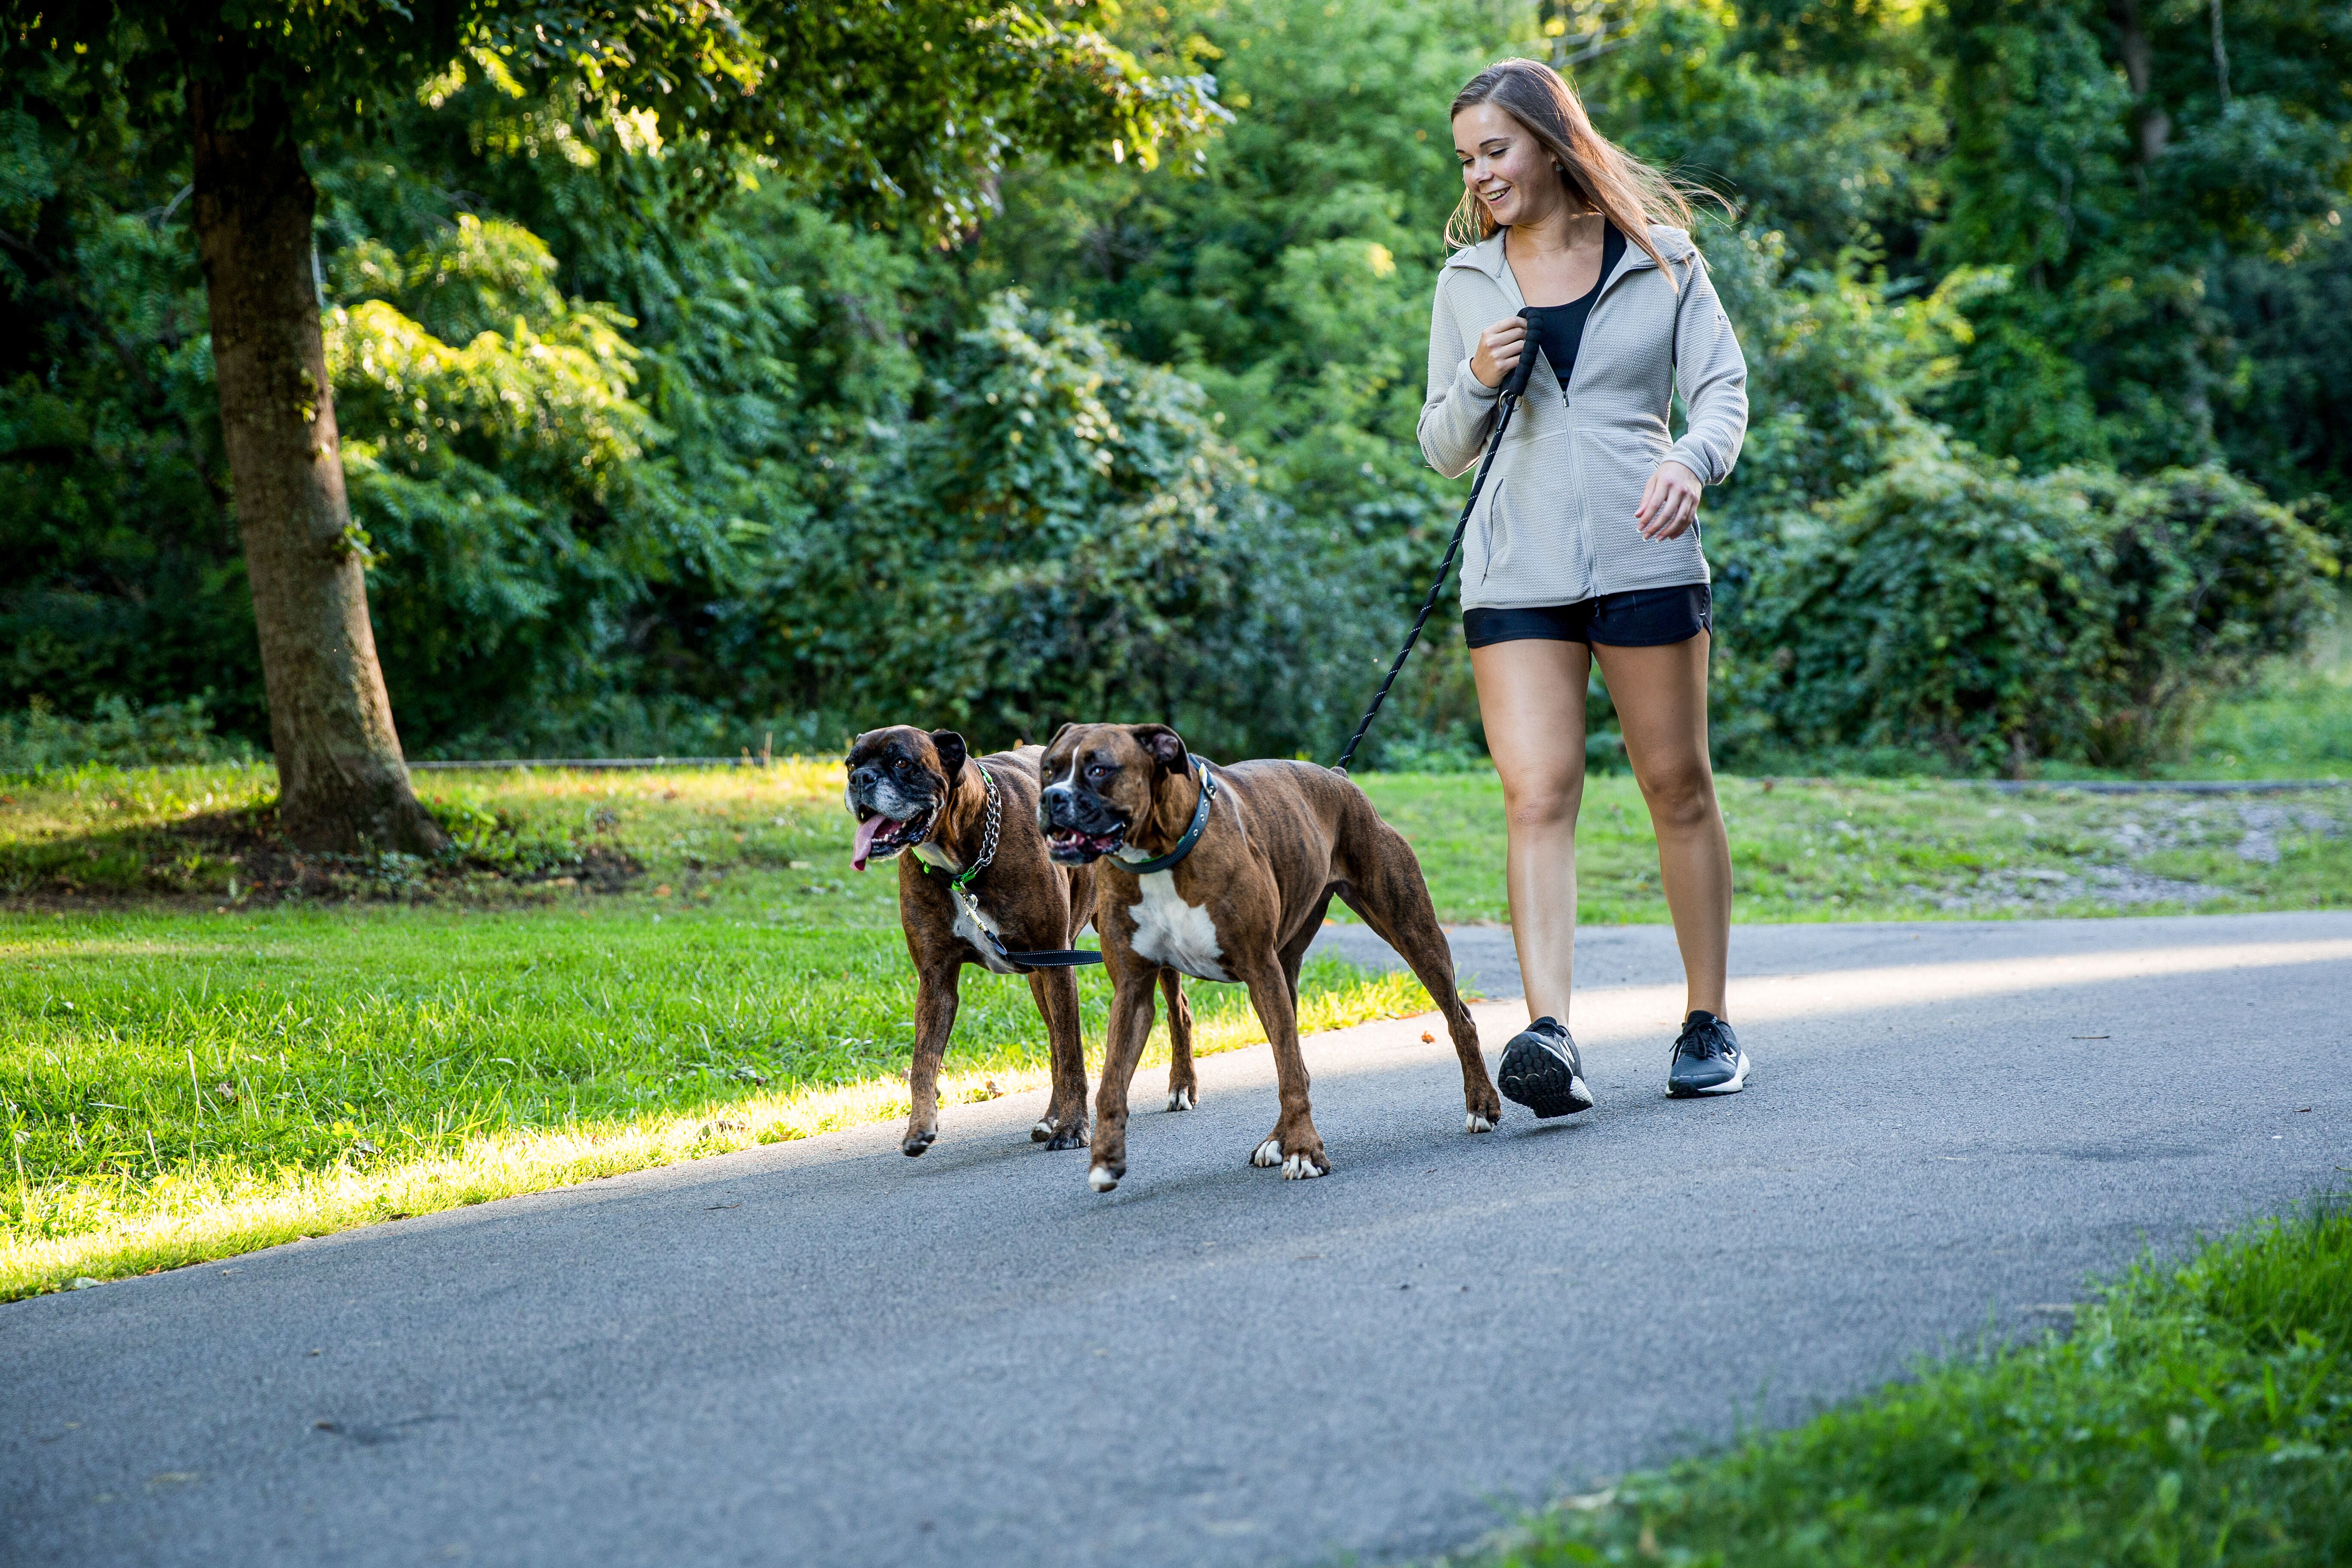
[851,813,889,872]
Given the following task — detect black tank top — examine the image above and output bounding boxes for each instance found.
[1523,221,1625,393]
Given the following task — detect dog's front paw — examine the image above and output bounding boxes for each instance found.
[1254,1132,1328,1178]
[1088,1160,1124,1192]
[1031,1115,1056,1143]
[1465,1110,1496,1133]
[902,1126,937,1158]
[1281,1148,1329,1180]
[1166,1084,1196,1112]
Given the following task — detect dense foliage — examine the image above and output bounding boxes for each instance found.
[3,0,2346,771]
[1728,456,2335,772]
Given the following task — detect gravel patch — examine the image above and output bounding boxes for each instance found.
[1914,863,2233,915]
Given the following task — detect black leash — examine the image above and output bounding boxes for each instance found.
[1336,309,1543,775]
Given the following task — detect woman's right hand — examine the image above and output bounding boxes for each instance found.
[1470,316,1528,389]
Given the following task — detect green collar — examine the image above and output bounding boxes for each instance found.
[1122,759,1217,875]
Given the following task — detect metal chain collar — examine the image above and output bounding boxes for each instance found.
[948,765,999,892]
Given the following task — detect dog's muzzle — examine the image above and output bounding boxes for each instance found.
[848,778,938,871]
[1037,783,1128,865]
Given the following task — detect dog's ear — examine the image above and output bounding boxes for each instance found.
[927,729,970,784]
[1045,722,1077,753]
[1127,724,1190,775]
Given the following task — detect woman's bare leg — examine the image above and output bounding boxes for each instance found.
[1469,637,1591,1025]
[1592,632,1730,1018]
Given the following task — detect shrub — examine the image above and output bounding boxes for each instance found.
[1723,457,2337,774]
[0,695,255,775]
[740,292,1390,759]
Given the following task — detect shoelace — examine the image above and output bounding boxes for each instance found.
[1675,1020,1727,1061]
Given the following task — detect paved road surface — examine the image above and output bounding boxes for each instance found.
[7,913,2349,1567]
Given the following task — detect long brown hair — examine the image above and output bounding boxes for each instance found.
[1447,58,1719,285]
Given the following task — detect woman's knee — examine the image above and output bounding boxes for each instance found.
[1635,758,1716,831]
[1501,769,1585,832]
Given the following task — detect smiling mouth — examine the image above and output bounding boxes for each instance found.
[1044,824,1126,863]
[851,805,936,870]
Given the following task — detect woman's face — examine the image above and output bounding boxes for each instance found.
[1453,102,1563,230]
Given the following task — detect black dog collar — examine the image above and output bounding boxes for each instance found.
[1123,759,1217,876]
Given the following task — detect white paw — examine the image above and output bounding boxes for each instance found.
[1166,1086,1195,1112]
[1465,1112,1495,1133]
[1088,1165,1119,1192]
[1281,1151,1327,1180]
[1032,1117,1058,1139]
[1250,1137,1282,1168]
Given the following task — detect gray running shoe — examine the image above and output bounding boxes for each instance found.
[1667,1011,1749,1096]
[1497,1016,1594,1119]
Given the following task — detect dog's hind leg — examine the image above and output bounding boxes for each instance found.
[1337,818,1501,1134]
[1161,970,1198,1112]
[1030,968,1090,1150]
[904,965,962,1156]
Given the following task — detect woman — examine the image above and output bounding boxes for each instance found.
[1418,58,1750,1116]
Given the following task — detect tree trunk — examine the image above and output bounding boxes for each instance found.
[2108,0,2172,165]
[189,80,447,855]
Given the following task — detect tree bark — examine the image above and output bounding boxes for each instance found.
[189,79,447,855]
[2108,0,2171,165]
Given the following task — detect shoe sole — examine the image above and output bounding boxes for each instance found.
[1498,1038,1594,1120]
[1668,1053,1751,1098]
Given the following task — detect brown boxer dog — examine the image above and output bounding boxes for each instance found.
[1036,723,1499,1191]
[845,726,1197,1158]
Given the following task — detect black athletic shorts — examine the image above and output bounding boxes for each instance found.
[1462,583,1712,649]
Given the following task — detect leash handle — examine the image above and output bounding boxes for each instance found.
[1336,388,1523,774]
[1499,304,1545,398]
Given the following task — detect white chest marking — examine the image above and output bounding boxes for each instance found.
[1127,872,1229,981]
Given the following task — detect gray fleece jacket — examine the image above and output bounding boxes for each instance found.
[1418,224,1749,609]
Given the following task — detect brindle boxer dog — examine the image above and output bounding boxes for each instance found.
[845,726,1198,1158]
[1037,723,1499,1192]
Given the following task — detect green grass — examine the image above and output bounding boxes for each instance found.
[2168,594,2352,781]
[1355,774,2352,925]
[1459,1197,2352,1567]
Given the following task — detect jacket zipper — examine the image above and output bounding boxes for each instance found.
[1557,255,1657,597]
[1556,251,1656,411]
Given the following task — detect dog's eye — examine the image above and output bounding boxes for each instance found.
[1087,763,1112,781]
[893,758,910,772]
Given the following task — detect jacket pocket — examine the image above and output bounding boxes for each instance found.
[1576,429,1670,551]
[1470,478,1508,586]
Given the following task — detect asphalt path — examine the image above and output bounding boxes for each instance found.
[7,911,2349,1567]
